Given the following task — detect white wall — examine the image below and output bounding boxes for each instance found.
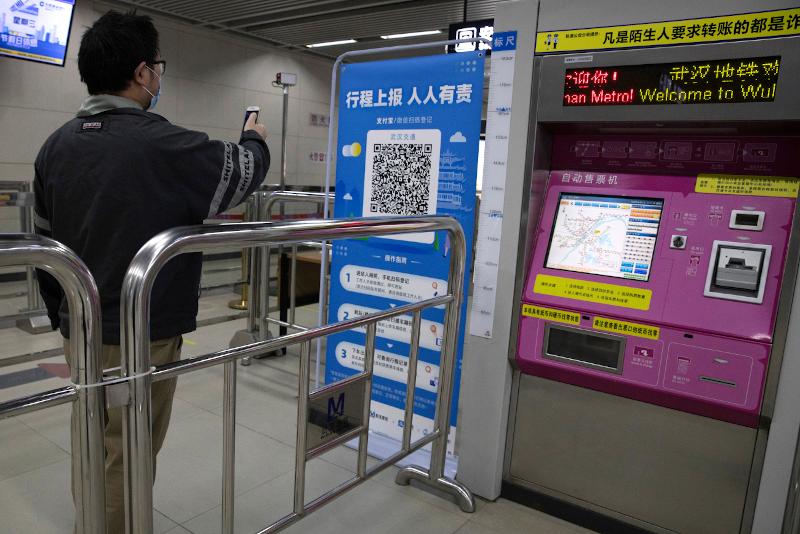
[0,1,337,233]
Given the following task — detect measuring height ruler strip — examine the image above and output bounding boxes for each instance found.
[469,31,517,339]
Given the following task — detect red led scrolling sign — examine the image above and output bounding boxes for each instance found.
[563,56,780,106]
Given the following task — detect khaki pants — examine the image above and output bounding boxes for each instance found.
[65,336,182,534]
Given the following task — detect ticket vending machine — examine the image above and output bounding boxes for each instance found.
[502,35,800,534]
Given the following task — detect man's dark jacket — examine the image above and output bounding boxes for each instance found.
[34,100,270,345]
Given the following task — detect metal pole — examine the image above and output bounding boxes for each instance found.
[278,85,289,336]
[281,86,289,193]
[247,195,261,332]
[0,235,106,533]
[222,359,237,534]
[229,201,251,311]
[402,311,422,452]
[29,222,43,311]
[20,184,37,311]
[260,241,271,341]
[428,227,466,481]
[290,244,297,326]
[294,340,311,515]
[358,323,377,479]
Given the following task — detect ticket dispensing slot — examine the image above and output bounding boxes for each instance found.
[542,323,625,375]
[699,376,738,388]
[704,241,772,304]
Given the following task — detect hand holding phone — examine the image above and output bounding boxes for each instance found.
[243,106,267,140]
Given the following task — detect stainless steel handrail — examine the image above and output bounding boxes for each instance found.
[241,191,334,366]
[259,191,334,337]
[0,183,44,314]
[0,234,106,534]
[120,215,473,534]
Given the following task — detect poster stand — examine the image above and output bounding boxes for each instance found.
[316,37,490,481]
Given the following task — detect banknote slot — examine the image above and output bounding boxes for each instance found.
[543,323,625,375]
[699,375,738,388]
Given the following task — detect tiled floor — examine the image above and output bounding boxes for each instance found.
[0,280,594,534]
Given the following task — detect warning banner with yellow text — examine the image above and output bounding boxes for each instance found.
[593,317,659,340]
[533,274,651,311]
[536,8,800,54]
[522,304,581,325]
[696,174,800,197]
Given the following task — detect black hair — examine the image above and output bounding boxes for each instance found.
[77,10,160,95]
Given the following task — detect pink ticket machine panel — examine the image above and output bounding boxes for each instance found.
[516,169,797,428]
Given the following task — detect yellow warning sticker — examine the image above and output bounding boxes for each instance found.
[593,317,659,340]
[522,304,581,326]
[696,174,800,197]
[533,274,651,311]
[536,8,800,54]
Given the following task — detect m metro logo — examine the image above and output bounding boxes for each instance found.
[327,392,345,421]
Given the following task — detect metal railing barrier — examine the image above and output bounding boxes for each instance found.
[238,191,335,366]
[0,234,106,534]
[119,215,474,534]
[0,182,49,332]
[258,190,334,336]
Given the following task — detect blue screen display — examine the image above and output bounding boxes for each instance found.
[1,0,75,66]
[545,193,664,281]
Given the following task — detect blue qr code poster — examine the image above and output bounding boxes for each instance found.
[326,51,485,460]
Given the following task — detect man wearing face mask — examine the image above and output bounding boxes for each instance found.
[33,9,269,533]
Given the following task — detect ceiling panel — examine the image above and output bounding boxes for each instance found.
[105,0,500,59]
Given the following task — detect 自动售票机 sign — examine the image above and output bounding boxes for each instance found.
[326,50,485,465]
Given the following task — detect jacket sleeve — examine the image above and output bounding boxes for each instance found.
[156,124,270,223]
[32,155,63,330]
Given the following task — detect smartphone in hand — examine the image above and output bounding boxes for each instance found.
[242,106,260,133]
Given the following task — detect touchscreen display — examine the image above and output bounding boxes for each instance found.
[545,194,663,281]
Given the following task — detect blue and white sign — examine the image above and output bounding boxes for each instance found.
[326,51,484,464]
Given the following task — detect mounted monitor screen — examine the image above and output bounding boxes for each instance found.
[0,0,75,66]
[545,194,663,282]
[563,56,780,106]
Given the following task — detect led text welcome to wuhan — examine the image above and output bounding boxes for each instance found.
[562,57,780,106]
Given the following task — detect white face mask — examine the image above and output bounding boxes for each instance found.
[140,64,162,110]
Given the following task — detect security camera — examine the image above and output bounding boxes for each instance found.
[276,73,297,86]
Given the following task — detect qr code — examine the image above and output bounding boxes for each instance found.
[363,129,440,243]
[369,143,433,215]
